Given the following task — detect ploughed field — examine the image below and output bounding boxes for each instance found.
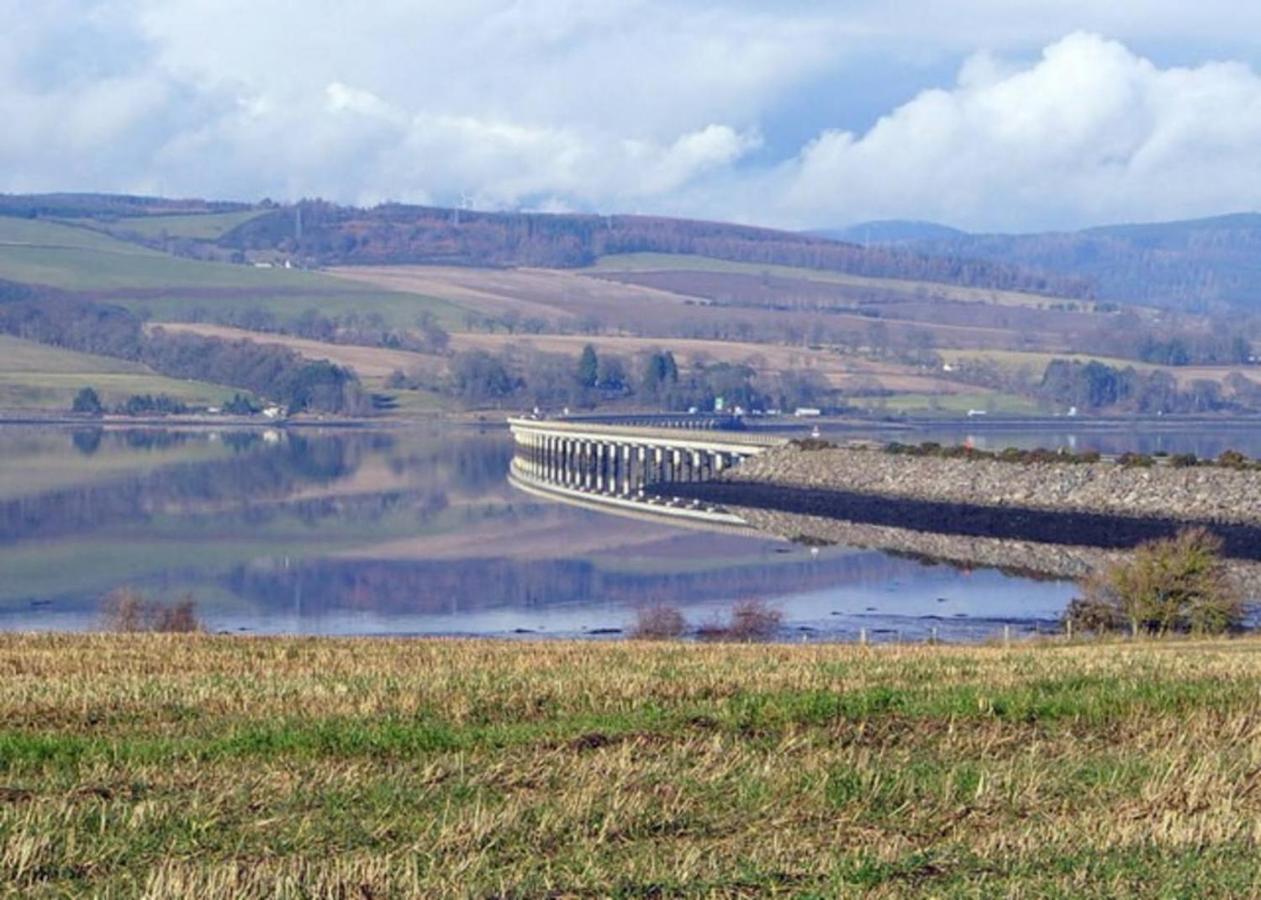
[3,635,1261,896]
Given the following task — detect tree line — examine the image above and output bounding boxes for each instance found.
[0,280,363,414]
[396,343,834,413]
[1038,359,1247,414]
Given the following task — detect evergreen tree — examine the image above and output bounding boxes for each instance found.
[71,387,103,415]
[577,344,599,388]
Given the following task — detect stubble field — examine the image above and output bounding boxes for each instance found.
[3,634,1261,897]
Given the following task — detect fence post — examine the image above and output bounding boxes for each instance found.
[1003,624,1011,647]
[859,627,867,647]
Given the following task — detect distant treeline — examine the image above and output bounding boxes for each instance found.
[1038,359,1261,414]
[215,201,1090,298]
[0,192,250,220]
[399,343,834,413]
[0,280,363,414]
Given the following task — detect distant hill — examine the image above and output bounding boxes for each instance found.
[806,220,969,244]
[216,201,1087,297]
[0,193,1090,300]
[869,213,1261,312]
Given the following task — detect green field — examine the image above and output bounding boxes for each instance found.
[938,348,1142,372]
[0,218,470,329]
[0,334,239,411]
[588,252,1085,310]
[853,390,1042,415]
[3,634,1260,896]
[102,210,267,241]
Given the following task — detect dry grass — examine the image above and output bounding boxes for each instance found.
[3,634,1261,896]
[327,264,698,322]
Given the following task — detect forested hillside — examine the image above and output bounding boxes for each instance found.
[0,193,1088,299]
[849,213,1261,311]
[218,202,1089,297]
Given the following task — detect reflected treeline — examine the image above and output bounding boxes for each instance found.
[222,549,916,620]
[1,431,359,544]
[0,428,512,546]
[385,429,514,495]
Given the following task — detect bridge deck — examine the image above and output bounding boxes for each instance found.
[507,417,790,453]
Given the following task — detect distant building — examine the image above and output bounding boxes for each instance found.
[794,407,822,417]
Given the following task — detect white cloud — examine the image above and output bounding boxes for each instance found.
[772,33,1261,230]
[0,4,1260,231]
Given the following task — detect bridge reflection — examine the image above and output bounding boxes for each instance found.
[507,417,787,529]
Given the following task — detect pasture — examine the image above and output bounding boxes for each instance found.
[0,335,237,412]
[0,218,468,329]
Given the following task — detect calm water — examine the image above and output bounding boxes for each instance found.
[2,420,1259,640]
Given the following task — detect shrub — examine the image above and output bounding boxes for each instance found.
[1070,528,1242,636]
[630,604,687,640]
[101,589,204,633]
[698,598,783,643]
[791,438,835,451]
[726,598,783,641]
[1062,594,1124,634]
[1217,449,1252,469]
[1117,452,1154,468]
[1169,453,1199,468]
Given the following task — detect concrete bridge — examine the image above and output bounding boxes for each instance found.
[507,417,789,527]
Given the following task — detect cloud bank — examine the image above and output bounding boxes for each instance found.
[771,32,1261,231]
[1,2,1260,231]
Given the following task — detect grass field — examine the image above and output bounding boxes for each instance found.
[0,218,470,329]
[101,210,267,241]
[587,252,1089,310]
[853,390,1042,415]
[2,635,1260,896]
[0,334,239,411]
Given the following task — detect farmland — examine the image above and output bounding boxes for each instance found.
[0,334,238,412]
[587,252,1095,310]
[153,321,984,399]
[0,200,1249,418]
[3,634,1261,896]
[0,218,468,329]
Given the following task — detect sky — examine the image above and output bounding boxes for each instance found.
[3,0,1261,232]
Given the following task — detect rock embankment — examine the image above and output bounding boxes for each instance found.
[730,446,1261,526]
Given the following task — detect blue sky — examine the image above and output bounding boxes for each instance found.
[3,1,1261,232]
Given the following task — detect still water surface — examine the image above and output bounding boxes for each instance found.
[2,421,1258,640]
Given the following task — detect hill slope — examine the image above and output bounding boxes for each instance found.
[879,213,1261,311]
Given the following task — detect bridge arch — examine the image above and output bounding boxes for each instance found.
[506,417,788,527]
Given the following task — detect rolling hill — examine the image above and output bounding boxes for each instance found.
[842,213,1261,311]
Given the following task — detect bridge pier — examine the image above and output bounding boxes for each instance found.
[507,418,785,512]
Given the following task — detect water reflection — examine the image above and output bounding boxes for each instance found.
[5,421,1256,639]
